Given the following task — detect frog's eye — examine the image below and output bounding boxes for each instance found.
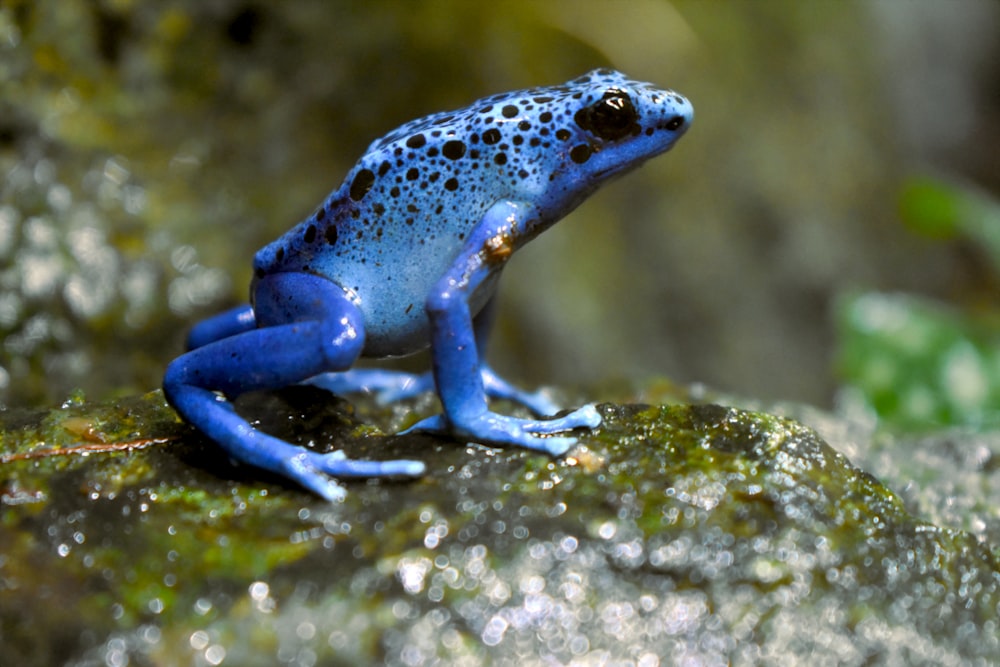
[574,90,638,141]
[664,115,685,131]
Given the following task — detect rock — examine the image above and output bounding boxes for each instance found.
[2,389,997,664]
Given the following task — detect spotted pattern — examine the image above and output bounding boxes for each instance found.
[253,69,692,354]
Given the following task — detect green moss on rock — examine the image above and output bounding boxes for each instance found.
[2,389,998,664]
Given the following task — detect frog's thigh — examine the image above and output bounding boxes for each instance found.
[167,273,364,397]
[252,272,366,372]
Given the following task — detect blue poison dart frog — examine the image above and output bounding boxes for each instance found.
[164,69,693,500]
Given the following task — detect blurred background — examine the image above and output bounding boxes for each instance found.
[2,0,999,428]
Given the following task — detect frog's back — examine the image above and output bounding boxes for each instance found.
[253,69,692,356]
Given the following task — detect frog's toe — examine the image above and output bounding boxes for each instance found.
[304,450,426,478]
[284,451,426,502]
[285,453,349,502]
[519,404,602,434]
[475,426,579,457]
[524,434,578,457]
[405,409,597,457]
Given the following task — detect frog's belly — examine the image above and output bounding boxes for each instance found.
[336,261,499,359]
[355,274,434,358]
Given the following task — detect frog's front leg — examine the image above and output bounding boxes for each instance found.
[164,272,425,501]
[404,201,601,455]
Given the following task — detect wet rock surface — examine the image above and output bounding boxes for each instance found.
[2,388,998,665]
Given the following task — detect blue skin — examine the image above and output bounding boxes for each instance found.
[164,69,693,500]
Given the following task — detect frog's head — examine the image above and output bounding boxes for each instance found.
[350,68,691,226]
[558,69,693,184]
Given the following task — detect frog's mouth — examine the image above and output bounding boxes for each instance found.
[590,152,651,182]
[590,126,687,181]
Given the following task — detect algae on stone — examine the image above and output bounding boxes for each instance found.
[2,389,998,665]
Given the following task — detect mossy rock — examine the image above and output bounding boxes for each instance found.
[2,386,998,665]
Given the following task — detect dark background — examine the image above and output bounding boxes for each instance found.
[1,0,998,409]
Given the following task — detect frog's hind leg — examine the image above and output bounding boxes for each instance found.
[164,272,425,501]
[309,296,563,416]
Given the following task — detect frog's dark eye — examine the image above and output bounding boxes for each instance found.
[574,90,638,141]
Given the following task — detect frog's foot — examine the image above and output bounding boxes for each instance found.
[167,384,427,502]
[402,404,601,457]
[307,369,432,403]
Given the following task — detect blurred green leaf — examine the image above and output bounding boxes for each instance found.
[899,177,961,238]
[900,175,1000,270]
[836,291,1000,430]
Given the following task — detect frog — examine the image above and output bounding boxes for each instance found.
[163,68,693,501]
